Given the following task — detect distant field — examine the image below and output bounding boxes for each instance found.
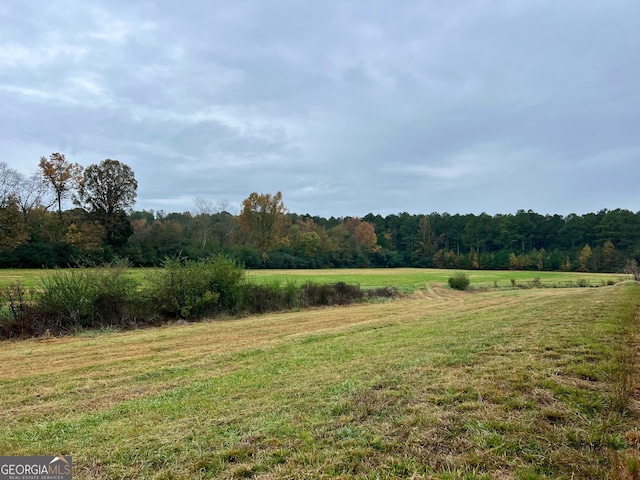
[0,267,626,291]
[247,267,625,290]
[1,283,638,478]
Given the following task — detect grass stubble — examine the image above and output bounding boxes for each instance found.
[0,284,639,479]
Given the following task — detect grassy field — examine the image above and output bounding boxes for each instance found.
[247,268,625,291]
[1,277,638,478]
[0,266,626,292]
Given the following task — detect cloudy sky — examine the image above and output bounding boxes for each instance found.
[1,1,639,218]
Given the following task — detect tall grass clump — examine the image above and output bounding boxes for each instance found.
[37,260,137,329]
[448,272,470,291]
[146,254,246,319]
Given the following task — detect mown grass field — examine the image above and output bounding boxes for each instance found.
[1,269,639,479]
[247,268,624,291]
[0,267,626,292]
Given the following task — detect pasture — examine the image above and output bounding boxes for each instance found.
[247,268,624,291]
[0,269,638,479]
[0,266,626,291]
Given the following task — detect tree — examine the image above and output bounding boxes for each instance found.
[0,200,29,251]
[77,159,137,215]
[354,221,378,252]
[39,153,83,215]
[578,244,593,272]
[77,159,138,246]
[0,162,21,204]
[64,220,105,253]
[193,197,215,252]
[600,240,616,271]
[623,259,640,281]
[412,215,436,266]
[15,172,51,224]
[213,200,238,248]
[239,191,288,253]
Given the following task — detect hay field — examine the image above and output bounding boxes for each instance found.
[0,281,638,478]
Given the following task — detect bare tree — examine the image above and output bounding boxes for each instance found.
[193,197,215,251]
[0,162,21,205]
[623,259,640,281]
[16,172,52,223]
[193,198,238,250]
[214,199,237,247]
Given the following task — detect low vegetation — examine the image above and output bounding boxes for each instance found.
[0,283,638,478]
[0,258,398,339]
[448,271,471,290]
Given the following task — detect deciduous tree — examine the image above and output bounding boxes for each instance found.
[193,197,215,252]
[0,162,21,204]
[213,200,238,248]
[578,244,593,272]
[0,200,29,250]
[239,191,288,253]
[77,159,137,246]
[15,172,51,224]
[354,221,379,252]
[39,153,83,215]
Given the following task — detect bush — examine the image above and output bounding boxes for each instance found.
[37,260,137,328]
[242,280,293,314]
[0,282,36,336]
[365,286,397,299]
[300,281,364,306]
[146,254,245,319]
[448,272,470,291]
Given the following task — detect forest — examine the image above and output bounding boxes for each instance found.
[1,155,639,272]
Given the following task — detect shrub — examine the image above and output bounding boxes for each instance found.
[38,270,96,326]
[299,281,364,306]
[0,282,36,336]
[242,280,291,314]
[146,254,245,319]
[37,260,137,328]
[364,286,398,299]
[448,272,470,291]
[333,281,363,304]
[91,260,139,325]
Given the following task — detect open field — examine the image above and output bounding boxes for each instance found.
[1,281,639,479]
[0,267,626,292]
[247,268,625,291]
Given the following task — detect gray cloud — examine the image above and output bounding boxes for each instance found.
[1,0,639,217]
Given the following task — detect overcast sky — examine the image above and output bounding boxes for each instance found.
[2,1,639,218]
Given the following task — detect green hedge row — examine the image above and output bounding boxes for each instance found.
[0,256,397,339]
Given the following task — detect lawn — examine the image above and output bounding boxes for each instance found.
[1,281,638,479]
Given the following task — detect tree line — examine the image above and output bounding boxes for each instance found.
[1,154,639,273]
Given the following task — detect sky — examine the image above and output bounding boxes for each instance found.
[1,1,639,218]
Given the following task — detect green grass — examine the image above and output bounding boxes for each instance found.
[0,267,624,293]
[1,283,638,478]
[247,267,623,291]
